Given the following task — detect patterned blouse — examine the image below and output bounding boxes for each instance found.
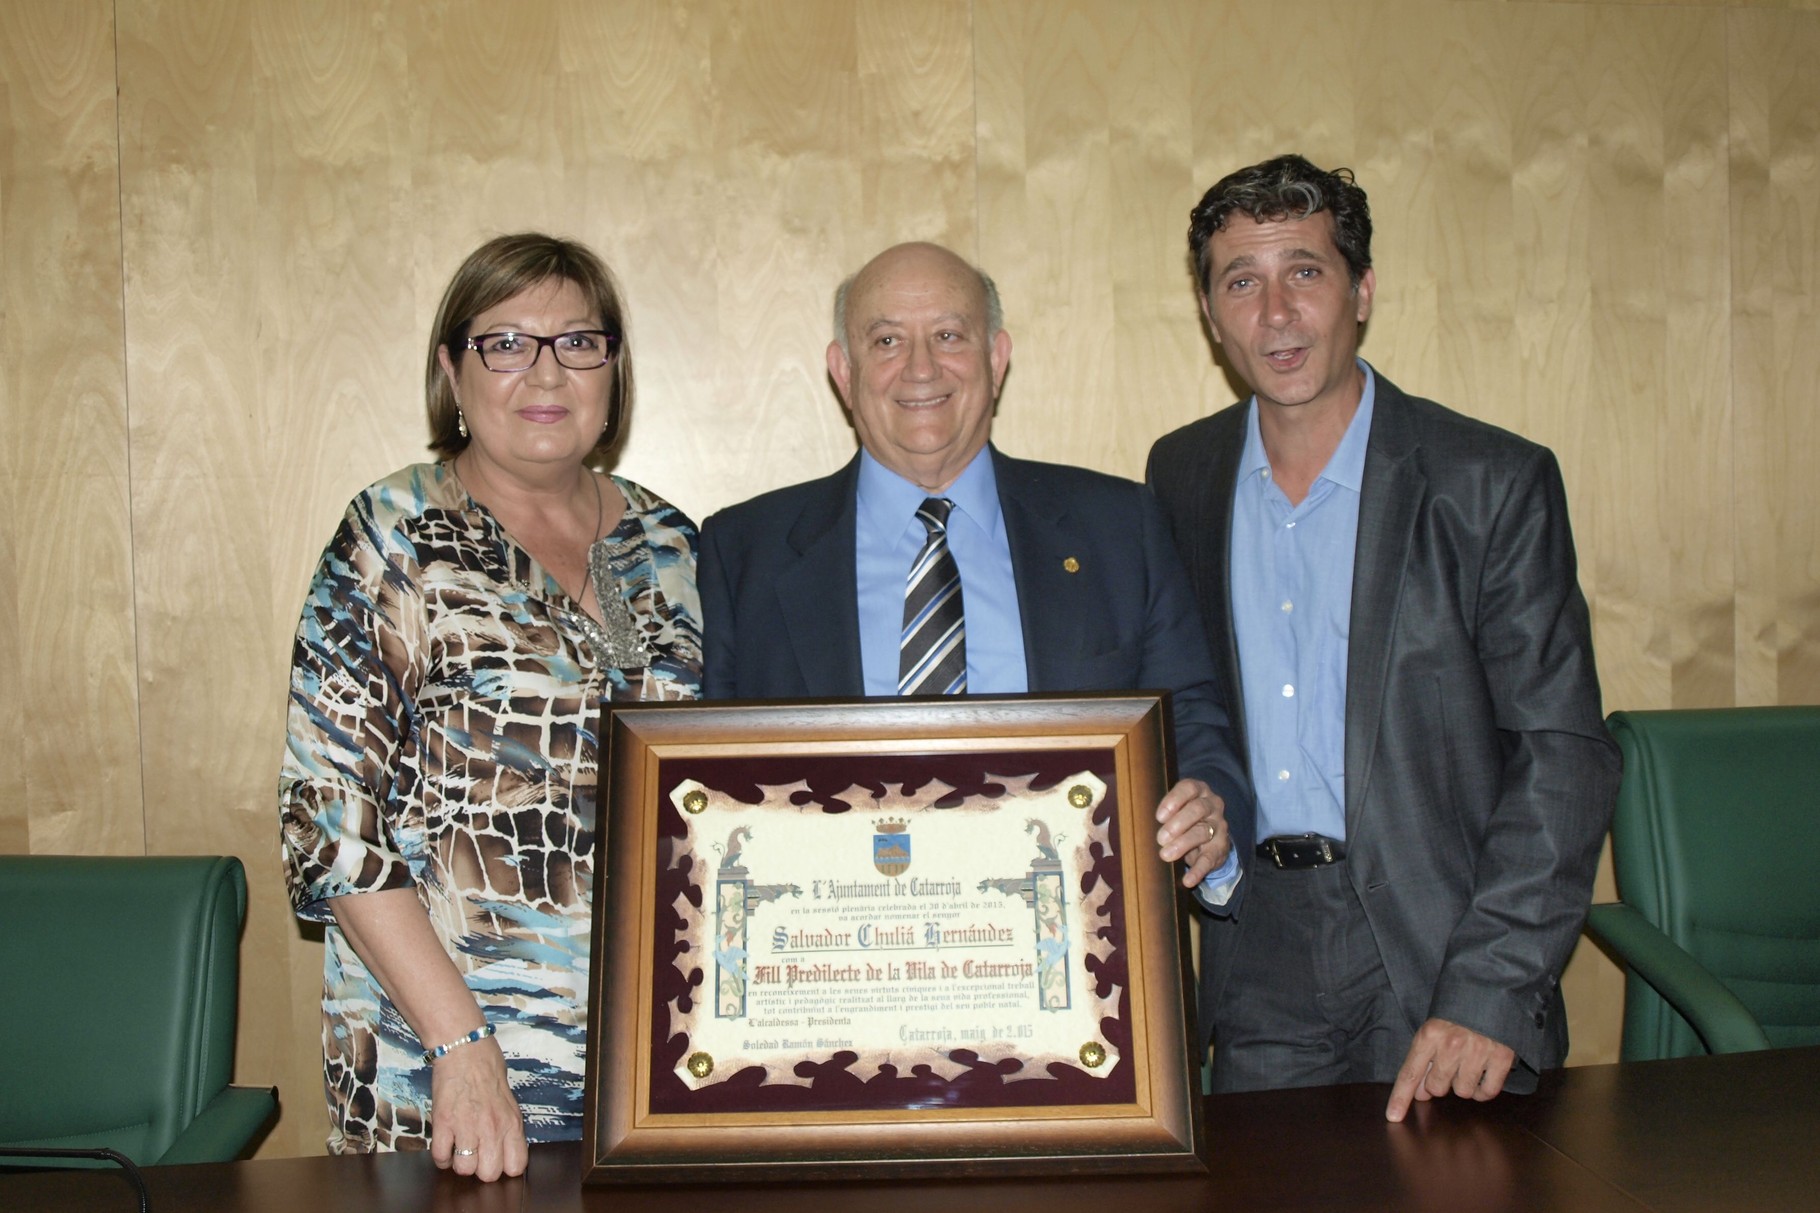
[279,463,701,1153]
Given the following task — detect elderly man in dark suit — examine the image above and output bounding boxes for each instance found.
[1146,155,1620,1120]
[700,241,1253,905]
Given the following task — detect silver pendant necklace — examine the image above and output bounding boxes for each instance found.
[575,473,653,671]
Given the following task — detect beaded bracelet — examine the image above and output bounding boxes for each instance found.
[421,1022,495,1066]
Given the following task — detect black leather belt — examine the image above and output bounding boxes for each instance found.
[1257,833,1346,869]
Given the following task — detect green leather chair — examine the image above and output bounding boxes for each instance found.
[0,855,277,1166]
[1586,707,1820,1061]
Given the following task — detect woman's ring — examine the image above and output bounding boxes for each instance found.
[454,1147,477,1157]
[1206,820,1215,841]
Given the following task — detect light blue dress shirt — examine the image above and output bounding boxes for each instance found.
[855,448,1029,695]
[1229,362,1376,844]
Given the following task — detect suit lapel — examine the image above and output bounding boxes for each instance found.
[994,449,1075,692]
[1197,410,1250,759]
[776,456,865,695]
[1345,380,1423,836]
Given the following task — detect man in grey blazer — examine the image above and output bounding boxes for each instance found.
[1146,155,1619,1119]
[701,241,1253,909]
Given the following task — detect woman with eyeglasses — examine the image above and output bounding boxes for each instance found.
[279,234,700,1180]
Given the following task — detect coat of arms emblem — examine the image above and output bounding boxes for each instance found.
[873,817,911,877]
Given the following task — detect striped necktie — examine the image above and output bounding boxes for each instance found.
[898,498,967,696]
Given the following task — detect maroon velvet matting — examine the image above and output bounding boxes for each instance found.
[643,746,1137,1115]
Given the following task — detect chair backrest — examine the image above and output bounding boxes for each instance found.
[1608,708,1820,1060]
[0,855,249,1163]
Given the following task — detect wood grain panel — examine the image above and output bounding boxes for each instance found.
[975,0,1117,465]
[979,0,1207,474]
[0,0,141,856]
[1729,8,1820,704]
[1514,1,1819,9]
[1585,7,1734,717]
[980,0,1375,479]
[701,0,876,514]
[1099,2,1203,469]
[687,0,976,517]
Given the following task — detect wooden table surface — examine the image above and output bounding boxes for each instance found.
[6,1047,1815,1212]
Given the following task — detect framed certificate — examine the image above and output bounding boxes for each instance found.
[582,694,1207,1182]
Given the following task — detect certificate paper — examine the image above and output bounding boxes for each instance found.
[666,770,1120,1091]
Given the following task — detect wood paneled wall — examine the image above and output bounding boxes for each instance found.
[3,0,1816,1159]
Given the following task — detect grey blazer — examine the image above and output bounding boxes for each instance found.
[1146,371,1619,1069]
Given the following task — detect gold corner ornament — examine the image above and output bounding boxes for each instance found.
[682,789,708,814]
[1063,556,1080,573]
[1067,784,1093,808]
[687,1051,714,1078]
[1079,1041,1106,1069]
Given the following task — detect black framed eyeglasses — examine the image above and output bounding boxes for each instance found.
[463,329,620,372]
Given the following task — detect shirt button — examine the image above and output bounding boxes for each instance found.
[1286,521,1296,529]
[1281,600,1293,613]
[1277,770,1291,782]
[1282,684,1295,698]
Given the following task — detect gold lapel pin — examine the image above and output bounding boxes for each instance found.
[1063,557,1080,573]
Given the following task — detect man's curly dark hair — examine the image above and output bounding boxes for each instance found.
[1189,154,1372,293]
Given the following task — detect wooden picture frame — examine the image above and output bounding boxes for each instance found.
[582,693,1207,1182]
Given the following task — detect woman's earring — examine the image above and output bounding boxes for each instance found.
[457,410,469,438]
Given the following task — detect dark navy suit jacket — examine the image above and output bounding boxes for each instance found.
[698,445,1255,933]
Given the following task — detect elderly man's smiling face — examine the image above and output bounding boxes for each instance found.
[828,243,1012,493]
